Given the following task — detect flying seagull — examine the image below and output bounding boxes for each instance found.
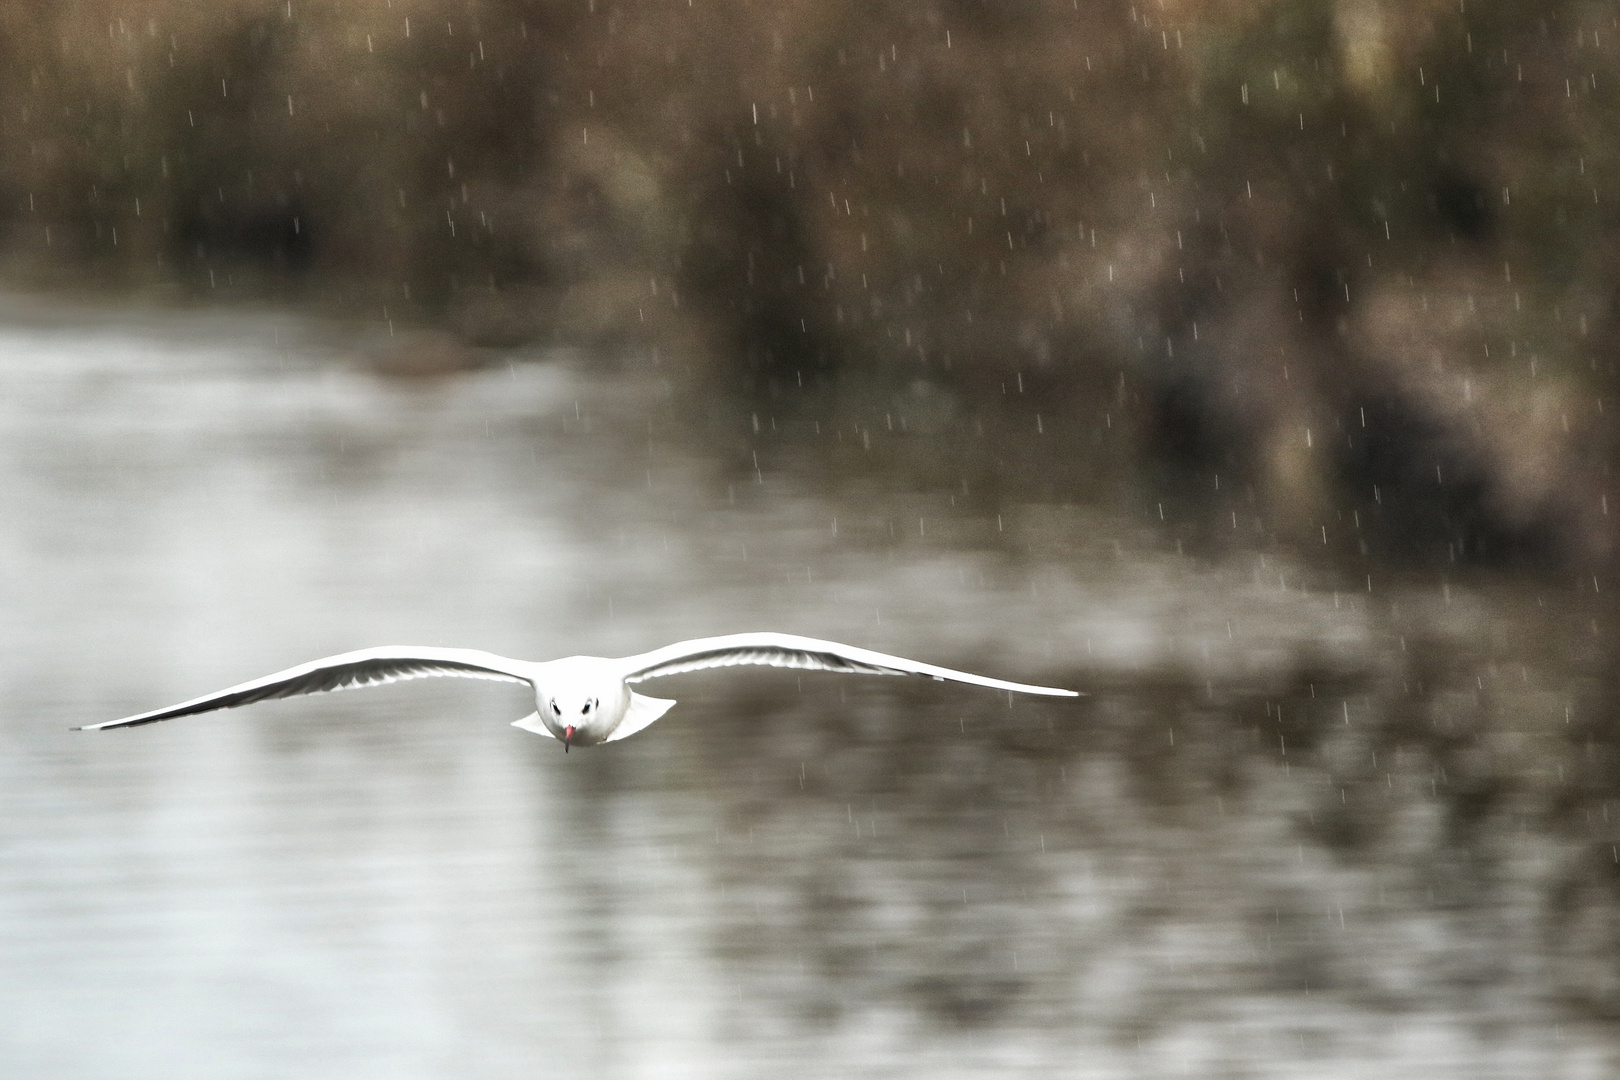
[76,632,1080,750]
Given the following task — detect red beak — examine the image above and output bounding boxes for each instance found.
[563,725,575,752]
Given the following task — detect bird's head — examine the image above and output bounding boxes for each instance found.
[546,693,599,751]
[538,670,630,750]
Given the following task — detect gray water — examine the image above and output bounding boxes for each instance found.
[1,297,1615,1078]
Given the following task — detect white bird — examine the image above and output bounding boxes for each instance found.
[76,632,1080,750]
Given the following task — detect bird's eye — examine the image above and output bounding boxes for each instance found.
[550,701,561,716]
[582,699,594,714]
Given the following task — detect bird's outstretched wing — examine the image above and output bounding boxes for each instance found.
[77,647,534,731]
[616,632,1079,697]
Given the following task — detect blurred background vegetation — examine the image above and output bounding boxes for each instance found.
[0,0,1613,571]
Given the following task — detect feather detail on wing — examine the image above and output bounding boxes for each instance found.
[603,692,678,742]
[510,712,555,739]
[625,644,905,681]
[617,632,1079,697]
[78,647,534,730]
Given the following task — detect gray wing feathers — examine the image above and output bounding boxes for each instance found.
[625,645,906,682]
[79,647,533,730]
[619,632,1079,697]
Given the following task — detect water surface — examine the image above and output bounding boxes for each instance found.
[0,298,1614,1078]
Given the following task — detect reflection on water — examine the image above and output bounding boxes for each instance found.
[0,298,1615,1078]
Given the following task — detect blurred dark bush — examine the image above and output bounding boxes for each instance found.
[0,0,1613,569]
